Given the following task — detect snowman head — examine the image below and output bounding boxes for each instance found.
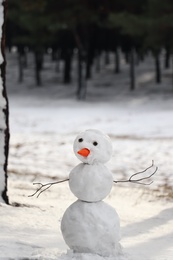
[73,129,113,164]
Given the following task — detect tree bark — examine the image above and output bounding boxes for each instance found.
[18,46,28,83]
[34,50,43,86]
[130,48,135,91]
[0,0,9,204]
[154,52,161,84]
[115,48,120,74]
[63,49,72,84]
[86,53,92,79]
[18,53,24,83]
[172,55,173,90]
[105,51,110,65]
[95,50,101,73]
[77,50,87,100]
[73,29,87,100]
[165,46,170,69]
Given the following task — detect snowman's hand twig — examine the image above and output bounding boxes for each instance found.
[114,160,158,185]
[28,179,69,198]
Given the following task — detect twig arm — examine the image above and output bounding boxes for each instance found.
[28,179,69,198]
[114,161,158,185]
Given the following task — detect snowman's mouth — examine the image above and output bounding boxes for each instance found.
[77,148,90,157]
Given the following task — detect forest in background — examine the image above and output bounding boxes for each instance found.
[6,0,173,99]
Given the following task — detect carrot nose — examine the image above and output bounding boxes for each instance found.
[77,148,90,157]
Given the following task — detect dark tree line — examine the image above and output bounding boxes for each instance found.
[6,0,173,99]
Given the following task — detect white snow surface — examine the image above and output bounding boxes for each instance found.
[1,51,173,259]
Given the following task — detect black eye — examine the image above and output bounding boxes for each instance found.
[78,138,83,142]
[93,141,98,146]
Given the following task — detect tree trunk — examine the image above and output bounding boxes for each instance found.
[86,47,94,79]
[77,50,87,100]
[73,29,87,99]
[130,48,135,91]
[105,51,110,65]
[55,50,61,72]
[165,46,170,69]
[63,50,72,84]
[18,53,24,83]
[86,53,92,79]
[0,0,9,204]
[18,46,26,83]
[95,50,101,73]
[125,52,129,64]
[34,51,43,86]
[51,49,57,62]
[115,48,120,73]
[23,50,28,68]
[154,52,161,84]
[172,55,173,90]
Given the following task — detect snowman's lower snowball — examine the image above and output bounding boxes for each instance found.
[61,200,121,257]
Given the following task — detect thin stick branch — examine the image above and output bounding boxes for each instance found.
[29,161,157,198]
[28,179,69,198]
[114,161,158,185]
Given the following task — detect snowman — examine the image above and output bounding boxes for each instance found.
[61,129,122,257]
[29,129,156,258]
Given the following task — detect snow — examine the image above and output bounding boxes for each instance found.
[1,50,173,259]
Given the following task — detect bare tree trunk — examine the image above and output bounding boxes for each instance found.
[172,55,173,90]
[115,48,120,73]
[34,50,43,86]
[73,29,87,100]
[18,53,24,83]
[63,49,72,84]
[0,0,9,204]
[105,51,110,65]
[18,46,26,83]
[95,50,101,73]
[165,46,170,69]
[55,50,61,72]
[154,52,161,84]
[130,48,135,91]
[77,50,87,100]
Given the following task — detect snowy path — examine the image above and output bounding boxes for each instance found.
[1,52,173,259]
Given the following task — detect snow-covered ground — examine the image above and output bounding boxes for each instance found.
[1,51,173,259]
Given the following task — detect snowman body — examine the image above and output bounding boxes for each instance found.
[69,163,113,202]
[61,129,121,257]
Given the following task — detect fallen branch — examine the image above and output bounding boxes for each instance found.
[28,179,69,198]
[114,160,158,185]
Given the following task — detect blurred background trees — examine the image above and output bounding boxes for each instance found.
[6,0,173,99]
